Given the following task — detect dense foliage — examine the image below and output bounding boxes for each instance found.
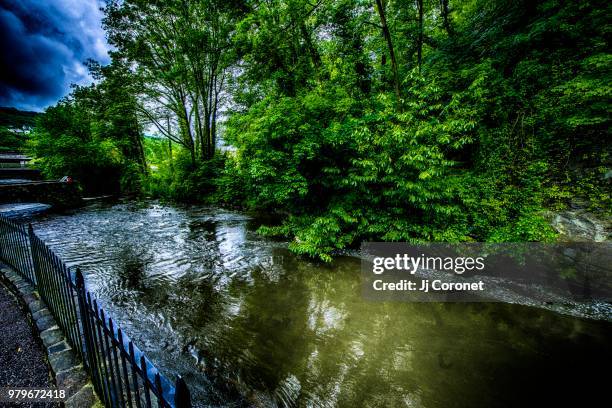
[29,61,146,195]
[29,0,611,259]
[0,127,25,153]
[218,0,610,259]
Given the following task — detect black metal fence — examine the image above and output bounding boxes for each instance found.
[0,214,192,408]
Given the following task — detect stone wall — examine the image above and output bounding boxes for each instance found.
[0,182,83,209]
[0,168,41,179]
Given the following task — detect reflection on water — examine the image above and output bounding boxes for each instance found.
[32,200,611,407]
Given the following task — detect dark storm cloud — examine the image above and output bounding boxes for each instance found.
[0,0,110,111]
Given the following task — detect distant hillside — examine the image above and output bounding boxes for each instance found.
[0,107,40,128]
[0,107,39,152]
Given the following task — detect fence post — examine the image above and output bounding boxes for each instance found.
[0,218,4,260]
[75,268,98,386]
[27,224,41,284]
[174,376,191,408]
[15,221,189,408]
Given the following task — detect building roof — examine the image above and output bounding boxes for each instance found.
[0,154,31,161]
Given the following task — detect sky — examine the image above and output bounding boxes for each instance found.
[0,0,110,112]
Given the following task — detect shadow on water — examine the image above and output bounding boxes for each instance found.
[29,200,611,407]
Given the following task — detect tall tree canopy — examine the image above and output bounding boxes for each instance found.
[103,0,243,162]
[29,59,146,194]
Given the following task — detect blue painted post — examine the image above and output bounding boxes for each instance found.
[75,268,105,405]
[174,376,191,408]
[28,224,41,286]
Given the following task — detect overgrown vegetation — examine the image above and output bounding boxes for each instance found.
[28,61,146,195]
[29,0,611,259]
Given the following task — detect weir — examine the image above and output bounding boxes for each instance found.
[0,153,82,210]
[0,181,83,209]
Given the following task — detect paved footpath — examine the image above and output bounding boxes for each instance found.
[0,280,58,407]
[0,264,99,407]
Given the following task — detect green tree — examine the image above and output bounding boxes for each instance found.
[104,0,243,162]
[29,59,147,194]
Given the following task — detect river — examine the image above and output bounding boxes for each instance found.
[28,199,610,407]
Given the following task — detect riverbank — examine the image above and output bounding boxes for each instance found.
[411,264,612,321]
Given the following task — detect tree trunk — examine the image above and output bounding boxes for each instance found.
[203,105,211,160]
[178,98,196,166]
[206,69,216,159]
[417,0,424,73]
[167,118,174,175]
[135,130,147,175]
[192,98,201,160]
[194,101,206,160]
[374,0,401,102]
[440,0,453,36]
[300,21,321,69]
[210,104,217,160]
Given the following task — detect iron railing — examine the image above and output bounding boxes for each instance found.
[0,214,192,408]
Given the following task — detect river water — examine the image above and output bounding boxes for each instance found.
[29,200,610,407]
